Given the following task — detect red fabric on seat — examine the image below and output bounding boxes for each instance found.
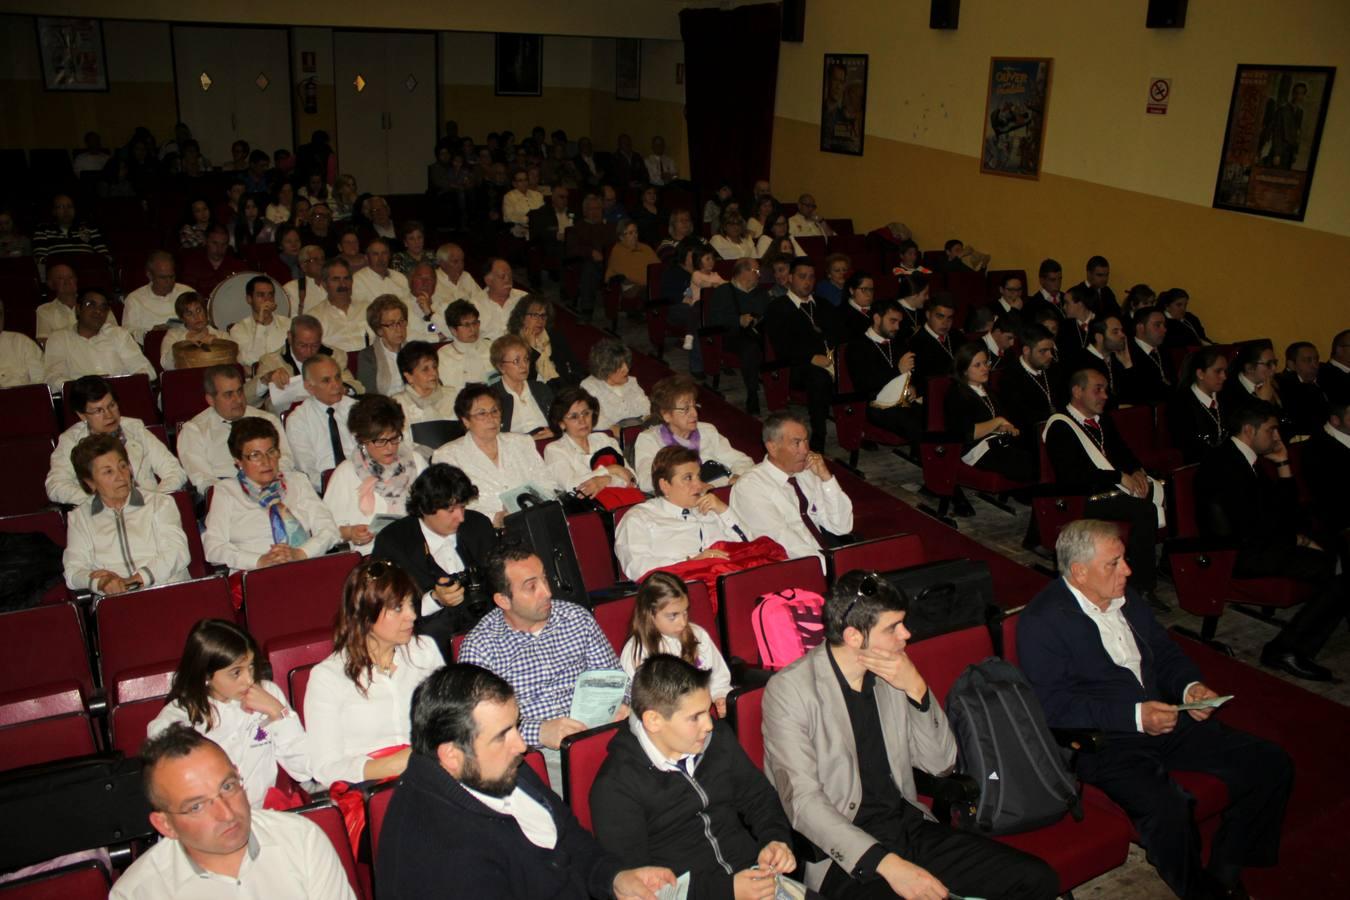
[716,556,826,665]
[296,801,367,900]
[592,593,637,657]
[726,685,765,769]
[905,625,995,704]
[827,533,925,581]
[243,552,361,651]
[642,536,788,610]
[0,384,57,439]
[0,860,110,899]
[560,722,623,832]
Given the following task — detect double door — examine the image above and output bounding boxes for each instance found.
[173,26,292,167]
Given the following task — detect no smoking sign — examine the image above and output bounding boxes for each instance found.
[1147,77,1171,115]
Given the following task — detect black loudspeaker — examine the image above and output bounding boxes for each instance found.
[782,0,806,43]
[1146,0,1188,28]
[929,0,960,30]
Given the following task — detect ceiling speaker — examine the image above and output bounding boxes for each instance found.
[930,0,960,30]
[1146,0,1188,28]
[782,0,806,43]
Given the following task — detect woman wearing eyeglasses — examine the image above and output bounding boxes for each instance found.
[204,417,339,571]
[632,374,753,493]
[543,386,638,497]
[323,395,426,555]
[489,334,554,438]
[506,295,582,389]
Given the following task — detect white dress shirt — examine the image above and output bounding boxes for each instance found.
[352,266,413,307]
[418,519,465,616]
[730,459,854,570]
[307,298,370,353]
[0,330,44,387]
[122,283,194,342]
[473,290,527,342]
[34,299,77,341]
[619,623,732,702]
[631,423,755,493]
[229,315,292,367]
[304,637,444,786]
[543,432,627,491]
[580,375,650,431]
[285,395,358,490]
[109,807,356,900]
[434,268,484,306]
[43,325,155,391]
[614,497,749,581]
[47,417,187,506]
[321,453,427,555]
[159,326,230,371]
[283,277,327,315]
[709,234,758,260]
[645,154,679,185]
[63,489,191,593]
[502,189,545,232]
[394,386,459,455]
[202,475,339,572]
[147,681,311,808]
[501,380,547,434]
[437,340,493,392]
[431,432,558,519]
[177,406,292,494]
[787,213,825,238]
[463,782,558,849]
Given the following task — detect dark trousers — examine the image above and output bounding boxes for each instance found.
[865,404,923,448]
[1076,716,1292,898]
[789,364,833,452]
[1235,543,1347,658]
[667,302,703,373]
[820,813,1058,900]
[1086,492,1159,591]
[576,259,603,314]
[727,331,763,413]
[973,441,1036,484]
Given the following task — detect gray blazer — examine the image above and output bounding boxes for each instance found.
[761,643,957,886]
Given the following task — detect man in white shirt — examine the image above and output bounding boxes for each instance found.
[250,315,361,412]
[433,242,482,307]
[111,725,356,900]
[47,375,186,505]
[615,446,751,581]
[0,300,44,387]
[282,244,328,315]
[122,251,195,342]
[644,135,679,186]
[307,259,369,353]
[787,193,835,239]
[229,276,291,368]
[286,355,358,490]
[731,412,853,570]
[44,290,155,392]
[474,258,527,342]
[352,238,414,306]
[178,365,291,494]
[437,301,493,393]
[34,262,82,342]
[406,262,444,342]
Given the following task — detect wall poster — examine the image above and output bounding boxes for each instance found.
[820,54,868,156]
[979,57,1052,179]
[36,17,108,92]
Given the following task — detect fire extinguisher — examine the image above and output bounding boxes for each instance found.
[301,77,318,115]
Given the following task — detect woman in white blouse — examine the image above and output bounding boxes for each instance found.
[579,338,649,432]
[632,374,754,493]
[63,433,191,595]
[489,334,554,437]
[323,395,426,555]
[501,168,543,238]
[543,386,637,495]
[148,619,310,807]
[431,384,559,526]
[393,341,459,457]
[709,213,757,261]
[753,213,806,259]
[203,417,340,572]
[159,291,229,372]
[304,558,443,787]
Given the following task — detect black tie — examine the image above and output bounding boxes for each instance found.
[327,406,345,464]
[788,476,825,547]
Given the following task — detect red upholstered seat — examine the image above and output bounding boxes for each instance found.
[567,510,621,595]
[560,722,623,832]
[994,793,1133,895]
[266,630,333,708]
[832,344,908,469]
[110,697,167,757]
[685,581,720,651]
[726,685,765,768]
[162,365,245,431]
[717,557,827,666]
[243,552,360,651]
[0,714,97,773]
[290,664,317,725]
[296,801,367,900]
[592,593,637,657]
[524,749,550,788]
[62,373,158,427]
[905,624,995,703]
[0,384,57,439]
[169,489,210,579]
[1109,404,1182,477]
[827,533,925,582]
[0,860,111,899]
[367,781,395,860]
[0,602,95,709]
[0,436,55,517]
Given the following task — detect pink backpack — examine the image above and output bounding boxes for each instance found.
[752,589,826,670]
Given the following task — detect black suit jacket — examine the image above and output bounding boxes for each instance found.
[1064,347,1125,409]
[1121,341,1173,406]
[371,510,497,636]
[1080,282,1121,320]
[998,360,1062,435]
[1166,387,1227,464]
[491,379,555,433]
[1044,414,1141,493]
[1195,438,1299,561]
[1301,428,1350,532]
[896,303,924,344]
[908,326,956,389]
[607,150,649,188]
[528,205,572,250]
[943,382,1004,451]
[707,282,768,334]
[761,296,832,367]
[1024,290,1065,325]
[1275,372,1329,438]
[847,335,902,399]
[1318,361,1350,405]
[1056,318,1093,361]
[1220,377,1297,437]
[1162,314,1209,350]
[834,303,872,346]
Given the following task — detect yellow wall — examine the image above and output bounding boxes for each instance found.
[771,0,1350,353]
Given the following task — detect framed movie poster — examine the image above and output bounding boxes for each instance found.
[36,17,108,92]
[979,58,1052,179]
[1212,64,1335,222]
[616,39,641,101]
[820,54,868,156]
[495,34,542,97]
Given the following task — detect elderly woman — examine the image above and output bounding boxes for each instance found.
[506,295,583,389]
[357,295,409,396]
[394,341,460,456]
[304,557,443,787]
[604,218,660,299]
[944,342,1035,485]
[580,337,649,431]
[431,384,559,525]
[323,395,426,555]
[391,220,430,276]
[632,185,664,247]
[159,291,229,372]
[815,253,852,307]
[179,198,213,249]
[265,182,293,225]
[502,167,544,238]
[336,228,367,275]
[657,209,696,261]
[709,213,757,261]
[632,374,754,493]
[203,417,339,572]
[543,386,637,497]
[489,334,553,437]
[63,433,191,596]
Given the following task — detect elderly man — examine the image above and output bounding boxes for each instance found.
[122,251,195,342]
[307,259,369,352]
[47,375,185,505]
[0,300,44,387]
[177,364,292,494]
[180,224,247,297]
[112,726,356,900]
[282,244,328,314]
[707,257,769,414]
[432,242,483,306]
[32,194,110,267]
[229,276,291,367]
[566,193,614,317]
[285,354,358,490]
[787,193,835,240]
[764,571,1058,899]
[43,290,155,392]
[405,262,444,342]
[731,412,853,570]
[250,314,360,412]
[473,258,528,342]
[35,262,83,341]
[644,136,678,186]
[1018,520,1292,899]
[352,237,413,306]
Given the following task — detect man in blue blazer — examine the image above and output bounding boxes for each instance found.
[1018,520,1292,900]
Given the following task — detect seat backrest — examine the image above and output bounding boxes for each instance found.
[726,685,765,769]
[96,575,235,704]
[63,374,158,427]
[0,715,98,773]
[110,697,167,757]
[0,436,55,517]
[827,533,924,582]
[1000,612,1020,667]
[560,722,622,832]
[161,366,231,430]
[925,376,952,432]
[143,328,167,376]
[0,384,57,440]
[243,552,360,650]
[0,602,94,700]
[0,509,68,548]
[718,557,828,665]
[169,489,209,579]
[0,859,110,899]
[906,624,995,704]
[567,511,619,594]
[265,630,333,707]
[684,580,720,651]
[833,343,855,392]
[295,802,363,898]
[591,594,636,657]
[1170,463,1201,539]
[290,664,316,725]
[523,748,550,788]
[1038,426,1056,481]
[1108,404,1155,461]
[367,781,395,861]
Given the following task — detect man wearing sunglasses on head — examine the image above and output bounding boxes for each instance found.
[762,572,1058,900]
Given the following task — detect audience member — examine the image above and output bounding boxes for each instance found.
[508,295,583,388]
[433,242,483,306]
[402,262,442,342]
[846,298,922,449]
[566,193,615,317]
[893,273,928,340]
[543,386,637,495]
[944,342,1036,485]
[1168,345,1230,463]
[393,341,459,455]
[971,310,1016,371]
[1302,397,1350,552]
[763,571,1059,899]
[335,230,367,275]
[645,136,679,185]
[203,417,338,572]
[788,192,836,239]
[580,338,649,431]
[250,314,360,410]
[180,224,247,297]
[702,182,733,228]
[1056,285,1096,360]
[43,289,153,390]
[528,186,575,276]
[437,300,493,393]
[1069,315,1131,402]
[1160,288,1211,349]
[631,186,665,247]
[604,218,660,302]
[1078,255,1120,319]
[375,664,673,899]
[391,221,430,276]
[938,238,973,273]
[282,243,328,314]
[178,365,292,494]
[111,726,356,900]
[997,324,1062,439]
[705,258,767,414]
[1121,283,1157,321]
[753,213,806,258]
[491,334,554,436]
[746,195,778,241]
[35,262,83,341]
[1025,258,1064,323]
[0,300,43,387]
[123,251,194,341]
[710,212,757,261]
[158,291,229,371]
[356,295,410,395]
[1018,520,1292,898]
[907,292,958,386]
[815,253,851,307]
[762,258,834,452]
[178,198,213,250]
[285,354,358,490]
[353,238,413,310]
[1320,328,1350,403]
[231,275,291,367]
[32,194,110,266]
[611,132,650,188]
[633,374,754,493]
[617,573,731,714]
[990,272,1027,330]
[475,257,529,341]
[1276,340,1329,438]
[1121,308,1172,405]
[835,270,875,343]
[323,395,426,555]
[308,259,369,353]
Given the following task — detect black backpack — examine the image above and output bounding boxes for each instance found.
[883,559,999,646]
[944,657,1082,835]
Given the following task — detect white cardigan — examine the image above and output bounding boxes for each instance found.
[579,375,650,431]
[619,623,732,701]
[543,432,629,491]
[431,431,559,518]
[203,475,340,572]
[63,490,191,593]
[631,422,755,493]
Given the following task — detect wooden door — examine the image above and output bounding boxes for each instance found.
[173,26,290,166]
[332,31,392,194]
[379,32,437,194]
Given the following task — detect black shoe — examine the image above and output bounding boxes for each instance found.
[1260,647,1335,682]
[1144,591,1170,613]
[952,494,976,517]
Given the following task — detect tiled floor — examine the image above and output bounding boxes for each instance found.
[573,287,1349,898]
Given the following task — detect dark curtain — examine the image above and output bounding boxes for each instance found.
[679,3,781,197]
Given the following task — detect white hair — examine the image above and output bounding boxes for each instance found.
[1055,519,1121,574]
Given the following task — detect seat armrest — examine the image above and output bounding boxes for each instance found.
[1051,727,1107,753]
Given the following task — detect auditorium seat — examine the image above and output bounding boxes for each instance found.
[0,436,55,517]
[559,722,623,832]
[0,601,98,770]
[0,510,69,604]
[725,684,765,768]
[0,860,110,899]
[161,365,239,432]
[242,552,360,651]
[717,557,827,667]
[685,580,720,651]
[1108,404,1181,477]
[367,781,395,860]
[296,801,368,900]
[143,328,168,377]
[268,634,333,708]
[567,510,622,597]
[826,532,925,582]
[44,252,113,294]
[591,593,636,656]
[832,344,909,470]
[0,384,57,440]
[169,490,211,579]
[524,748,549,788]
[920,376,1032,521]
[62,373,158,427]
[290,664,317,724]
[109,696,166,757]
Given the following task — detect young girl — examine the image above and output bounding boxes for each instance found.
[147,619,311,808]
[682,248,728,351]
[620,572,732,716]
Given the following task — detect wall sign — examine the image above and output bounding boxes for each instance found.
[1147,77,1171,115]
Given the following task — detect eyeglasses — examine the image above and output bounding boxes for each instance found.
[242,447,282,463]
[169,776,243,817]
[380,319,408,330]
[501,356,529,366]
[1256,359,1278,368]
[671,403,701,414]
[840,573,882,625]
[564,409,594,422]
[469,408,502,419]
[366,434,403,449]
[524,311,547,319]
